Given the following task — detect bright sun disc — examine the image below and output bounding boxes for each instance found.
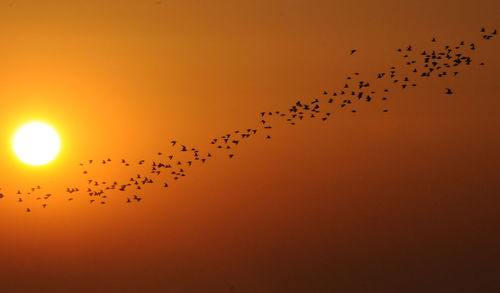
[13,122,61,166]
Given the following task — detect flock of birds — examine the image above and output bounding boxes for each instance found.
[0,28,497,213]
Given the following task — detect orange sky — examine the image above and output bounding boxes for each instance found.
[0,0,499,292]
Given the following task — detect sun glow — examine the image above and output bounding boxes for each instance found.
[13,122,61,166]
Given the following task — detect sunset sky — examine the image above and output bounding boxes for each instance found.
[0,0,499,292]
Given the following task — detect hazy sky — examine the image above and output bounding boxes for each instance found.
[0,1,499,292]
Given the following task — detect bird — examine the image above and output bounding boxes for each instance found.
[350,49,356,55]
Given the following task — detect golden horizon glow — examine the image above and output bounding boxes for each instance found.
[13,122,61,166]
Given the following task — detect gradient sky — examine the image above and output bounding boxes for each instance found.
[0,0,499,292]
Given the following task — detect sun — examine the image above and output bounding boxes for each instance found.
[13,122,61,166]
